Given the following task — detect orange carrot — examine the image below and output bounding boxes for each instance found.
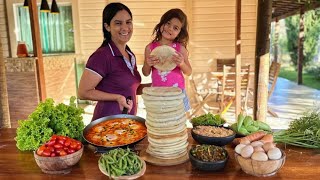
[260,133,274,143]
[232,138,242,146]
[239,131,267,144]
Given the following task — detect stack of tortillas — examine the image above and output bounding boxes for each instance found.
[141,87,188,163]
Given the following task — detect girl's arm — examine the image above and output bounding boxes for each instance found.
[142,44,159,76]
[78,69,132,112]
[142,44,152,76]
[173,46,192,76]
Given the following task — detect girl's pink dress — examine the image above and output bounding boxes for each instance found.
[149,41,190,111]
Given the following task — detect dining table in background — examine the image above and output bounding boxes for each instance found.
[0,128,320,179]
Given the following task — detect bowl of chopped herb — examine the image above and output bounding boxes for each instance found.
[189,144,228,171]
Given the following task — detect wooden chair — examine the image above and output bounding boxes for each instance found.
[216,58,235,72]
[216,58,236,101]
[218,64,251,115]
[187,74,219,118]
[267,61,281,117]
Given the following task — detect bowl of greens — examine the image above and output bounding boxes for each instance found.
[98,148,146,179]
[190,113,225,127]
[189,144,228,171]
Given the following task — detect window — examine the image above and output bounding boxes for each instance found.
[15,5,75,54]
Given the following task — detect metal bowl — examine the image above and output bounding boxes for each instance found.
[82,114,147,152]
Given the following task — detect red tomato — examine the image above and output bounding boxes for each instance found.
[54,143,63,149]
[36,145,46,156]
[46,139,56,147]
[47,146,55,153]
[42,149,51,157]
[59,136,67,140]
[58,139,65,145]
[50,152,57,157]
[70,142,78,149]
[75,144,82,151]
[59,150,67,156]
[55,148,63,154]
[67,148,75,154]
[50,134,59,141]
[76,141,81,146]
[64,139,71,147]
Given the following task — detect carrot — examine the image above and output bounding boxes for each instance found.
[260,133,274,143]
[239,131,267,144]
[232,138,242,146]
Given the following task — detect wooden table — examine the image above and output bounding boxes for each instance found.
[1,128,320,179]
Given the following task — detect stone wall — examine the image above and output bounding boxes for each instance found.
[5,54,77,127]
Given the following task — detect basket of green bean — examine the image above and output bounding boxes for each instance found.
[98,148,146,179]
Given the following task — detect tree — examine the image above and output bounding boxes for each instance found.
[285,16,299,67]
[285,9,320,68]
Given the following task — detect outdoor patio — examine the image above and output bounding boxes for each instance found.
[81,77,320,130]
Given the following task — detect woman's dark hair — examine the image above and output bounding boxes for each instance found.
[152,8,189,48]
[101,3,132,47]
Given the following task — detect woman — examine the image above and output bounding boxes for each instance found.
[78,3,141,121]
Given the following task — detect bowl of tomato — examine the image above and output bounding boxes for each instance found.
[34,135,83,174]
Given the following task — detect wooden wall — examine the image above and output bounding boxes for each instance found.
[78,0,257,70]
[0,0,9,58]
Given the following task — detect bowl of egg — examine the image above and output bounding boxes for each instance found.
[234,136,286,177]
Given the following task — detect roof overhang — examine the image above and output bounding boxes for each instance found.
[272,0,320,21]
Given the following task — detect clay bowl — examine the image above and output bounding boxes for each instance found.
[34,146,83,174]
[98,156,146,180]
[189,146,228,171]
[191,126,236,146]
[234,150,286,177]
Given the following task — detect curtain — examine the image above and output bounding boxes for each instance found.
[17,5,75,54]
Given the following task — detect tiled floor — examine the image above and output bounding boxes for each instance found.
[81,77,320,130]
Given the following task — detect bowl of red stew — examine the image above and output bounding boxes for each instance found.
[83,114,147,150]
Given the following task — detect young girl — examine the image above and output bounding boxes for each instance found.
[142,8,192,111]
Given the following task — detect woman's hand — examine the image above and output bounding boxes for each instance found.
[146,55,160,67]
[116,95,132,113]
[172,51,185,67]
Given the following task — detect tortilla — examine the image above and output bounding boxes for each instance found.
[146,147,188,159]
[142,87,182,96]
[147,124,186,135]
[145,103,185,113]
[141,93,185,101]
[147,108,185,119]
[146,115,187,127]
[150,45,177,71]
[148,134,188,146]
[143,99,182,107]
[147,129,188,140]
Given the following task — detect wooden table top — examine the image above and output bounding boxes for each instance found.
[1,128,319,179]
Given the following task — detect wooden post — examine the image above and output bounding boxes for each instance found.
[235,0,241,117]
[29,0,46,101]
[0,35,11,128]
[257,54,269,122]
[274,18,279,63]
[297,8,304,85]
[254,0,272,120]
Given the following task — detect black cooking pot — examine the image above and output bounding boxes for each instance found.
[82,97,147,152]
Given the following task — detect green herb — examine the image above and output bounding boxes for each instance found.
[15,96,85,151]
[273,110,320,149]
[191,113,225,126]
